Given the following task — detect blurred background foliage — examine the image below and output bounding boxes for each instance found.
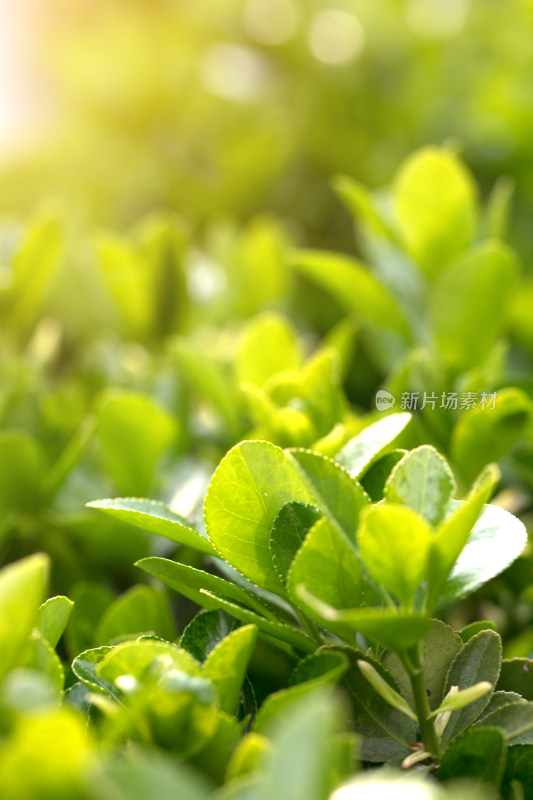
[2,0,533,254]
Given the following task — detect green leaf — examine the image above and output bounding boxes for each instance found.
[95,584,175,645]
[0,431,46,513]
[334,647,415,762]
[335,413,412,478]
[7,213,62,333]
[71,645,118,698]
[357,660,417,722]
[236,312,302,388]
[296,589,429,651]
[253,652,348,735]
[287,517,364,633]
[288,650,350,687]
[96,389,177,496]
[96,639,201,686]
[188,711,241,784]
[384,445,455,527]
[287,448,370,542]
[199,590,315,654]
[393,147,477,277]
[297,349,344,436]
[459,621,498,642]
[451,388,531,482]
[65,582,114,655]
[86,750,212,800]
[474,702,533,745]
[0,709,92,800]
[333,174,397,243]
[498,660,533,701]
[226,733,272,782]
[204,625,257,714]
[290,248,409,337]
[173,338,242,437]
[502,744,533,799]
[435,501,527,610]
[136,212,189,339]
[430,682,493,718]
[204,441,315,593]
[253,688,344,800]
[88,497,218,557]
[383,619,462,712]
[136,557,278,621]
[95,231,151,338]
[181,610,238,663]
[270,502,321,585]
[358,504,431,607]
[441,630,502,745]
[427,463,500,610]
[478,691,526,720]
[484,176,514,240]
[21,629,65,694]
[0,554,49,682]
[3,670,60,714]
[36,595,74,649]
[438,727,507,784]
[433,241,519,369]
[360,450,406,502]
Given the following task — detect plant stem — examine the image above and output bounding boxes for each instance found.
[402,644,441,759]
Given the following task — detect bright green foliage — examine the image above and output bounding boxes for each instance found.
[291,250,409,336]
[451,388,531,481]
[0,554,49,682]
[286,517,363,627]
[204,441,314,593]
[36,595,73,649]
[87,497,218,557]
[96,389,178,496]
[0,432,46,513]
[358,504,431,608]
[203,625,257,714]
[4,132,533,800]
[384,445,455,527]
[236,313,303,388]
[432,241,519,369]
[335,413,412,478]
[393,148,478,278]
[94,584,175,645]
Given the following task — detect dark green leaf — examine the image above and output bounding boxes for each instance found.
[438,727,507,784]
[269,502,321,585]
[498,659,533,701]
[441,630,502,745]
[383,620,462,712]
[181,610,238,662]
